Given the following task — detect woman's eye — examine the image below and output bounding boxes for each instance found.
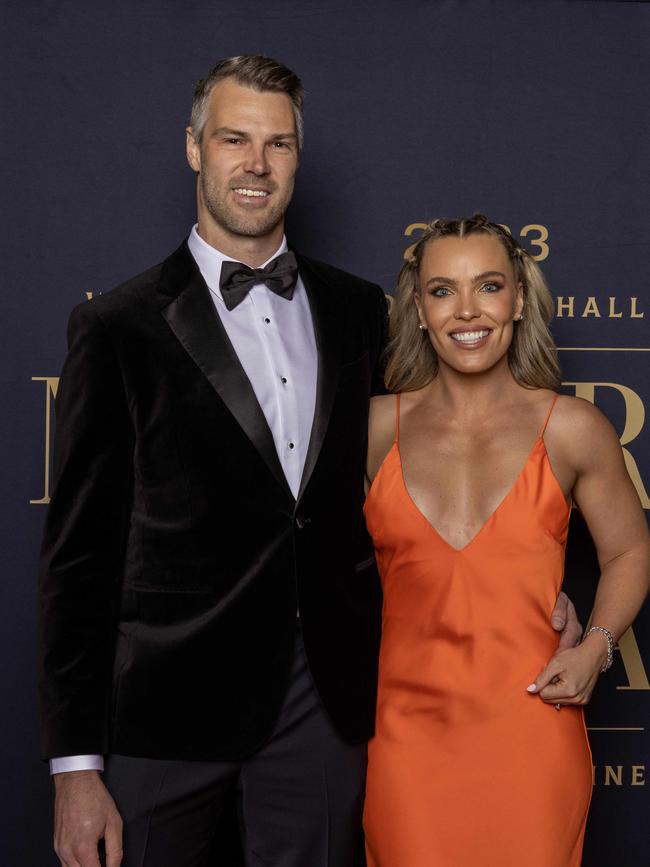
[432,287,452,297]
[481,282,501,293]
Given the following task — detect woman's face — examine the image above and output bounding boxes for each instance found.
[414,233,524,377]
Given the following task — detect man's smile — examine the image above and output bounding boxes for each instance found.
[232,187,270,197]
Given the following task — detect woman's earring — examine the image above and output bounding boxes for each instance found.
[418,323,427,330]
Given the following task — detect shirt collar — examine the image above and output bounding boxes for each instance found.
[187,224,288,304]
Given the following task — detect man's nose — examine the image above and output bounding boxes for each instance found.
[243,144,270,176]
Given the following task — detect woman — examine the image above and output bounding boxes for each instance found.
[362,215,649,866]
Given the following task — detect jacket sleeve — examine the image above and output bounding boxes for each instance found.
[38,301,134,759]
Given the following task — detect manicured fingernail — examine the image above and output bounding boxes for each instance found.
[526,684,537,693]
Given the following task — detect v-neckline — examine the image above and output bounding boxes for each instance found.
[395,436,545,553]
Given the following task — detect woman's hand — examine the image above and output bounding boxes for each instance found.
[526,631,609,707]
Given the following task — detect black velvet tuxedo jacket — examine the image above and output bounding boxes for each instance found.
[38,241,388,761]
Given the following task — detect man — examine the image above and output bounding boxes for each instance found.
[39,55,580,867]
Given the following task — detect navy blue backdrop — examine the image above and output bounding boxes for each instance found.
[2,1,648,864]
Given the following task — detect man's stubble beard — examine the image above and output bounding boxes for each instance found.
[199,171,294,239]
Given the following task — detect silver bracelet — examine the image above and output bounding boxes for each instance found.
[583,626,615,672]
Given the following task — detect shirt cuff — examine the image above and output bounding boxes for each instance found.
[49,755,105,775]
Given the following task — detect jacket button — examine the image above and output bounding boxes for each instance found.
[295,516,308,529]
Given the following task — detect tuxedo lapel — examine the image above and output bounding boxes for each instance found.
[297,256,343,501]
[160,243,293,501]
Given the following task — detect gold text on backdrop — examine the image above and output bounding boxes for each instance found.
[30,377,59,505]
[556,297,644,318]
[404,222,549,261]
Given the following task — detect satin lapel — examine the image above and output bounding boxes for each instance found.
[160,244,293,501]
[297,256,343,501]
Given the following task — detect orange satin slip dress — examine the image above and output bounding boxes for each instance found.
[363,394,592,867]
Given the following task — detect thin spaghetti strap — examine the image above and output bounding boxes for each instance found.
[395,393,401,443]
[538,393,559,438]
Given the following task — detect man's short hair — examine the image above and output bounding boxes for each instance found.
[190,54,304,150]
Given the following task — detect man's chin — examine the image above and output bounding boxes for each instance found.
[210,210,285,240]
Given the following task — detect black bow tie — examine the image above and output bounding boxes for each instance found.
[219,251,299,311]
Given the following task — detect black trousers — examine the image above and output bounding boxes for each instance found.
[104,628,368,867]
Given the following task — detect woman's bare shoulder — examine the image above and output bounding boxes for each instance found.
[369,393,397,424]
[367,394,398,484]
[546,393,622,468]
[550,393,615,433]
[368,394,397,450]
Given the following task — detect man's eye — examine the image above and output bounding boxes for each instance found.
[272,141,289,149]
[225,138,242,145]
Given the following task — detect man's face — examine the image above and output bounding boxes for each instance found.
[186,78,299,244]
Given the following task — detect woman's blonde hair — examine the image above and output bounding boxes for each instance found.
[384,213,561,393]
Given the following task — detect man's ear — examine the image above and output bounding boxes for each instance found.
[186,127,201,173]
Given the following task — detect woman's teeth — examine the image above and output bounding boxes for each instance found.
[450,330,490,343]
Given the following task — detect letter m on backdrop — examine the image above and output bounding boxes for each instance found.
[30,376,59,505]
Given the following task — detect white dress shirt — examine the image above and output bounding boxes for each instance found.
[50,227,318,774]
[188,225,317,497]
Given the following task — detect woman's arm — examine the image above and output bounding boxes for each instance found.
[529,398,650,704]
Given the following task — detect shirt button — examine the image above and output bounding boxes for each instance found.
[264,317,271,324]
[281,376,287,384]
[288,441,295,450]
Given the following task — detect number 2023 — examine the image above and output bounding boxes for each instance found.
[403,223,549,262]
